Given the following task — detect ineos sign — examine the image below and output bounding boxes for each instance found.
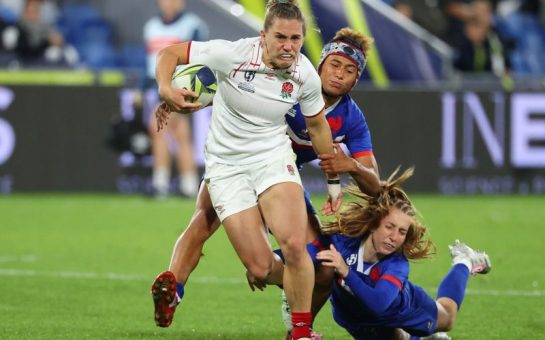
[441,92,545,169]
[0,87,15,166]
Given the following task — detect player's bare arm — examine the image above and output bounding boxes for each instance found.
[318,143,381,196]
[304,111,342,212]
[154,42,200,130]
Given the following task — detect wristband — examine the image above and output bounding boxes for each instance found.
[327,182,342,200]
[327,178,340,185]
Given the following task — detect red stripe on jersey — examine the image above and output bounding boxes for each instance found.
[305,106,326,119]
[312,239,326,251]
[250,43,260,66]
[351,150,373,158]
[232,62,246,78]
[381,274,402,290]
[187,41,192,63]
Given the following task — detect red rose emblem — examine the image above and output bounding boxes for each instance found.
[281,82,294,98]
[282,82,294,94]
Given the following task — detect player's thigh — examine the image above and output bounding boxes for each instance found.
[187,181,220,237]
[222,206,273,268]
[256,156,307,243]
[259,184,307,244]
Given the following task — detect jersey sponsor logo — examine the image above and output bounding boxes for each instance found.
[244,71,256,82]
[237,81,255,93]
[280,82,294,99]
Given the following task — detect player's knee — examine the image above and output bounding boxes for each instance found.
[245,260,273,281]
[280,236,308,264]
[443,316,455,332]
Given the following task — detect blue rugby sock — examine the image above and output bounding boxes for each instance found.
[437,263,470,309]
[176,282,185,301]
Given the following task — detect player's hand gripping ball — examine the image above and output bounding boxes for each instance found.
[171,64,217,110]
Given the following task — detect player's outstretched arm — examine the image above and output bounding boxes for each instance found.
[304,111,342,212]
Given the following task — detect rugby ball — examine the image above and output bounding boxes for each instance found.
[171,64,217,108]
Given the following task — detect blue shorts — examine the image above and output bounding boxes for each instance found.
[346,283,438,338]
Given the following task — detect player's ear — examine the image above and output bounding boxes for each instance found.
[260,30,266,42]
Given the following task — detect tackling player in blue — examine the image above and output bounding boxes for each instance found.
[151,27,381,333]
[307,168,492,339]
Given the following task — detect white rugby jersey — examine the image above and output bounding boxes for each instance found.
[144,12,208,79]
[189,37,325,164]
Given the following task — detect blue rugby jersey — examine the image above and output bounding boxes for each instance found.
[312,234,438,336]
[285,94,373,167]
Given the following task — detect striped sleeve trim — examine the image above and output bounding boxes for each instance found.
[186,41,192,63]
[312,238,327,251]
[304,106,325,118]
[351,150,373,158]
[381,274,402,290]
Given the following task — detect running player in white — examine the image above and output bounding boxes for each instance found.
[153,1,340,339]
[151,26,381,334]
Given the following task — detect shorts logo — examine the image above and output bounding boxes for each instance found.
[287,164,295,175]
[214,204,225,214]
[280,81,294,99]
[427,321,433,330]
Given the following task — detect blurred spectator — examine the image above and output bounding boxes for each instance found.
[392,0,448,38]
[442,0,478,49]
[454,0,511,76]
[144,0,209,198]
[0,0,57,24]
[2,0,77,66]
[496,0,545,74]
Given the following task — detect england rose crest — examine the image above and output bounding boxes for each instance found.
[287,164,295,175]
[281,82,294,99]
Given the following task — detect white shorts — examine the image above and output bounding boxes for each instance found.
[204,153,302,222]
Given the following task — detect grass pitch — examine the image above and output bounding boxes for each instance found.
[1,194,544,339]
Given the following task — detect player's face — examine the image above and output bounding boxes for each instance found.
[261,18,304,69]
[371,208,412,257]
[157,0,185,20]
[320,55,359,97]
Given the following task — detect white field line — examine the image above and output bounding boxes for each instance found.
[0,268,543,298]
[0,255,37,262]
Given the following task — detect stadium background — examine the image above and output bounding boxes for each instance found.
[1,0,544,195]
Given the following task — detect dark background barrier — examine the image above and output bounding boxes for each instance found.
[0,85,121,192]
[0,85,544,194]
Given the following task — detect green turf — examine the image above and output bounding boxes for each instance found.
[1,194,544,339]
